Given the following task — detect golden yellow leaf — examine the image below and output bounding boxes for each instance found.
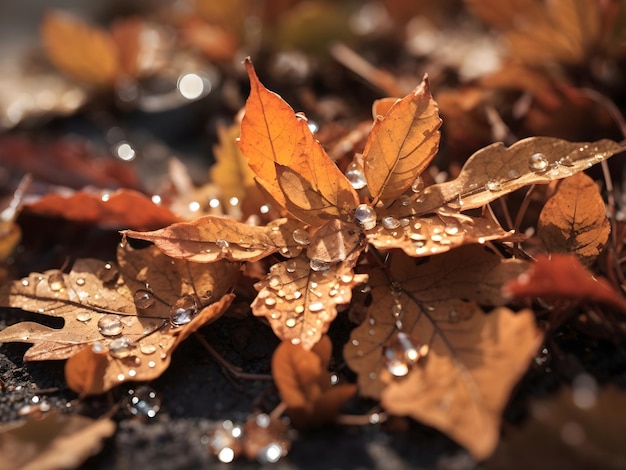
[252,256,367,350]
[0,412,115,470]
[363,76,441,204]
[415,137,621,215]
[0,245,239,394]
[123,216,303,262]
[537,172,610,263]
[41,12,118,87]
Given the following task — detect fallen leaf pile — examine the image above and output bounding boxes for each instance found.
[1,2,626,467]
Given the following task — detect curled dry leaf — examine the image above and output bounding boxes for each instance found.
[25,188,181,231]
[272,335,357,429]
[363,75,442,204]
[238,58,358,226]
[345,246,541,459]
[42,12,119,88]
[503,253,626,313]
[123,217,303,263]
[537,172,610,263]
[0,411,115,470]
[0,244,239,394]
[252,257,367,350]
[413,137,621,215]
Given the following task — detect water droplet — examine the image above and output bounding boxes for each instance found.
[310,258,332,272]
[216,239,230,250]
[21,278,29,287]
[354,204,377,230]
[292,228,310,245]
[76,311,92,322]
[109,337,133,358]
[98,314,123,337]
[285,260,297,273]
[384,332,424,377]
[127,386,161,418]
[294,305,304,314]
[117,373,125,381]
[97,263,120,285]
[486,179,502,192]
[411,176,425,194]
[285,318,297,328]
[508,168,520,179]
[75,277,86,286]
[431,234,443,242]
[345,162,367,189]
[48,271,65,291]
[92,342,105,353]
[392,302,403,318]
[140,344,157,355]
[308,301,324,312]
[444,222,460,235]
[148,361,156,368]
[528,152,549,172]
[170,295,198,326]
[268,276,281,289]
[134,290,155,309]
[381,216,401,230]
[265,297,277,307]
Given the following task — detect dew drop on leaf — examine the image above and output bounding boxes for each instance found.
[216,239,230,250]
[98,314,123,337]
[444,222,460,235]
[345,162,367,190]
[354,204,377,230]
[169,295,198,326]
[308,301,324,312]
[127,386,161,418]
[384,332,424,377]
[75,311,92,322]
[109,336,133,358]
[47,271,65,291]
[309,258,332,272]
[381,216,401,230]
[292,228,310,245]
[140,344,157,355]
[411,176,425,194]
[528,152,549,172]
[285,318,297,328]
[268,276,281,289]
[485,180,503,192]
[75,277,86,286]
[21,278,29,287]
[285,260,297,273]
[134,290,155,309]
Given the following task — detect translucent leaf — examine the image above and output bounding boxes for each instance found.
[252,257,368,350]
[0,245,239,394]
[413,137,621,215]
[363,76,441,203]
[123,216,303,262]
[537,172,610,263]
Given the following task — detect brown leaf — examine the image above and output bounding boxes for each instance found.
[0,245,239,394]
[42,12,118,87]
[0,411,115,470]
[25,188,180,230]
[344,246,540,459]
[306,219,363,264]
[123,216,302,262]
[363,76,442,204]
[414,137,621,215]
[238,59,358,226]
[252,257,367,350]
[502,254,626,313]
[537,172,610,263]
[272,335,357,428]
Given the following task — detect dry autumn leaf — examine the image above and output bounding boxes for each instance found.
[42,12,119,88]
[502,253,626,313]
[272,335,357,429]
[537,172,610,263]
[252,256,367,350]
[25,188,181,231]
[345,245,542,459]
[0,411,115,470]
[363,76,441,204]
[0,244,239,394]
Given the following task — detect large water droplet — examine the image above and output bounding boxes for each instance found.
[109,336,133,358]
[528,153,549,172]
[48,271,65,292]
[170,295,198,326]
[309,258,332,272]
[98,314,123,337]
[486,179,502,192]
[354,204,377,230]
[345,162,367,189]
[126,386,161,418]
[384,332,424,377]
[134,290,155,309]
[97,262,120,285]
[381,216,400,230]
[292,228,310,245]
